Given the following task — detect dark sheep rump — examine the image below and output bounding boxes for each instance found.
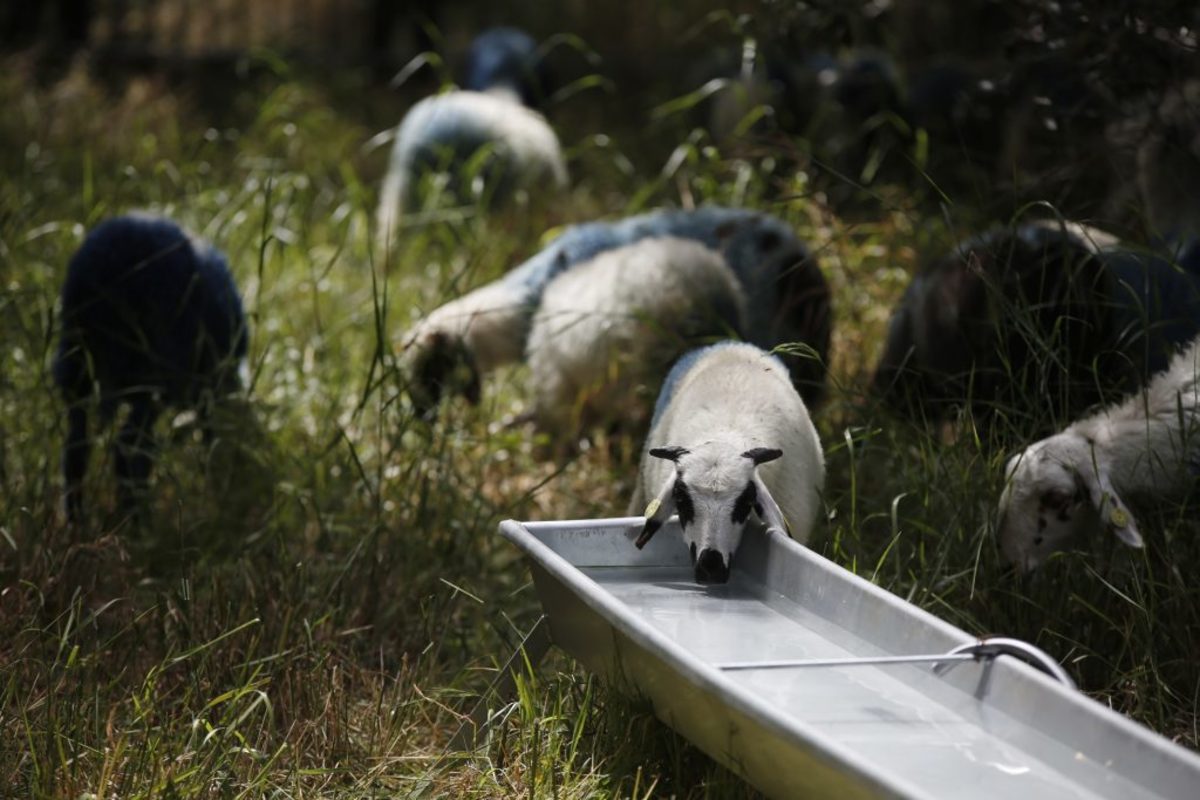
[54,213,247,520]
[872,221,1200,434]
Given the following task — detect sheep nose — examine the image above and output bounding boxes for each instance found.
[694,548,729,584]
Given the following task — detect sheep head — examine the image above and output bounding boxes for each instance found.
[997,433,1143,572]
[403,330,481,420]
[636,443,787,584]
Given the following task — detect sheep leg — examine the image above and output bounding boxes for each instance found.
[114,397,161,516]
[63,405,90,523]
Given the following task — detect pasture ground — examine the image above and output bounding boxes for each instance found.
[2,50,1197,798]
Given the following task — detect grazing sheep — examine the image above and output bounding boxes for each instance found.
[996,334,1200,572]
[690,44,907,168]
[526,237,746,434]
[375,91,567,237]
[1137,80,1200,247]
[872,218,1200,434]
[400,205,830,417]
[375,28,566,239]
[830,49,906,129]
[690,41,835,144]
[53,213,248,522]
[904,58,1006,180]
[630,342,825,584]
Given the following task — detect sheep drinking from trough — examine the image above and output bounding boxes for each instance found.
[631,342,825,584]
[526,236,747,435]
[997,333,1200,572]
[375,27,567,240]
[54,213,248,522]
[400,205,831,419]
[872,218,1200,437]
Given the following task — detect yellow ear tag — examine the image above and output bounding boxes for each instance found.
[644,498,661,518]
[1110,507,1129,528]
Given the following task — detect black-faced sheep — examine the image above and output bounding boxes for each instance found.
[997,333,1200,571]
[53,213,248,522]
[631,342,825,584]
[687,42,835,144]
[375,27,567,239]
[872,218,1200,436]
[400,205,831,418]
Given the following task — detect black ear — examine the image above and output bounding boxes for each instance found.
[742,447,782,465]
[649,446,689,462]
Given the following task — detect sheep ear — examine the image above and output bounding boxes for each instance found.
[742,447,783,465]
[635,473,678,549]
[752,472,791,538]
[1077,464,1144,549]
[649,446,689,462]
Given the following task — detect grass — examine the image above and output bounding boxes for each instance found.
[1,42,1198,799]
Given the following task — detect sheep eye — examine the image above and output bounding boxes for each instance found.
[732,481,757,524]
[1040,488,1072,511]
[673,480,695,528]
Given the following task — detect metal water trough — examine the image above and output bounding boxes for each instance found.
[493,516,1200,800]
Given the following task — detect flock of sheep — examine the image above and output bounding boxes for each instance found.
[54,26,1200,585]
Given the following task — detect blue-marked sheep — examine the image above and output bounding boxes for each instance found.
[872,218,1200,434]
[526,236,746,434]
[997,334,1200,572]
[400,205,831,417]
[54,214,248,522]
[630,342,825,584]
[375,28,567,239]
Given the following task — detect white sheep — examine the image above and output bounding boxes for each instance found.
[525,236,746,434]
[399,206,831,417]
[630,342,825,584]
[997,334,1200,572]
[375,89,567,239]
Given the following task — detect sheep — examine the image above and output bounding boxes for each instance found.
[688,41,835,144]
[995,54,1113,216]
[996,333,1200,572]
[53,213,248,522]
[375,28,567,240]
[399,205,831,418]
[375,91,566,236]
[688,43,907,170]
[903,58,1006,184]
[872,217,1200,437]
[1136,80,1200,248]
[525,236,746,435]
[630,342,825,584]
